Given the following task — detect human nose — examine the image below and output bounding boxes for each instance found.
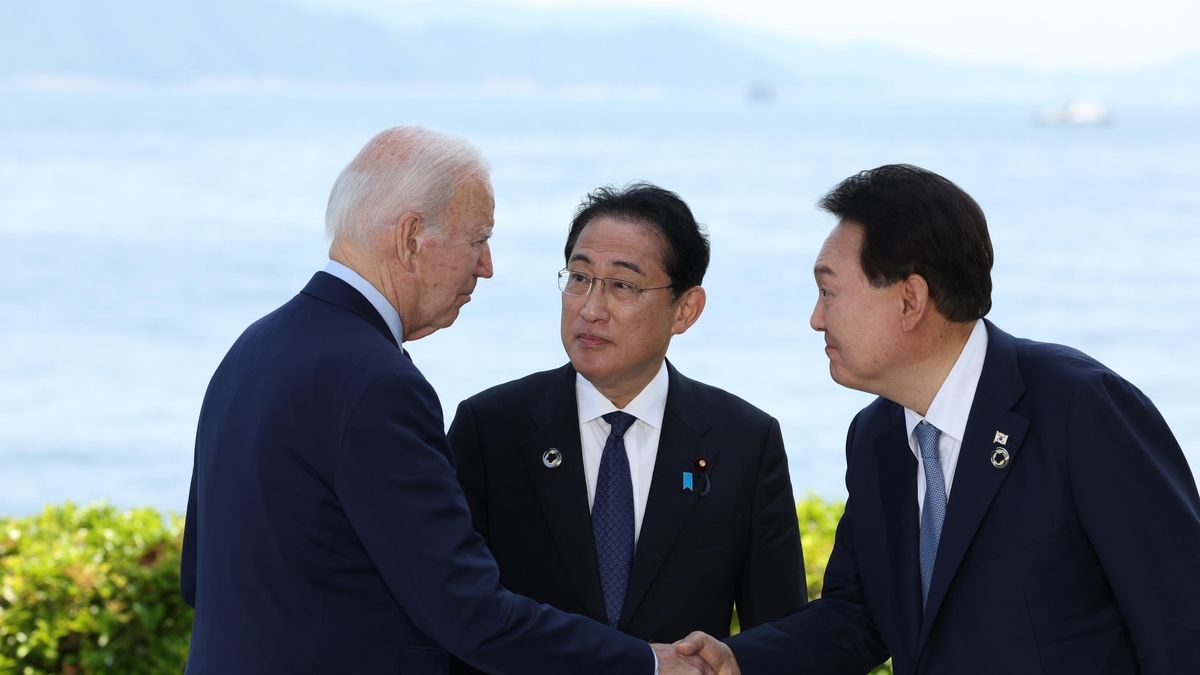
[476,242,493,278]
[579,278,610,321]
[809,297,825,332]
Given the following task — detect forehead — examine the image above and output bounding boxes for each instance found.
[569,216,666,273]
[446,175,494,230]
[815,221,864,276]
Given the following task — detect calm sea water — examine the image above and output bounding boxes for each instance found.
[1,86,1197,516]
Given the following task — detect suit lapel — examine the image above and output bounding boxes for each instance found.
[621,363,709,627]
[917,322,1030,649]
[521,365,608,621]
[873,408,922,662]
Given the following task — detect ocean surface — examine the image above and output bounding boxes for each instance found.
[1,85,1197,516]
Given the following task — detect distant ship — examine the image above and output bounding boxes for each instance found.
[746,82,776,104]
[1037,98,1112,126]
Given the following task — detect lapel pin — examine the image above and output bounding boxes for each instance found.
[694,457,711,497]
[542,448,562,469]
[993,431,1009,445]
[682,472,694,492]
[990,447,1010,469]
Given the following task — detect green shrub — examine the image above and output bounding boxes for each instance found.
[796,494,843,601]
[1,498,890,673]
[0,502,192,674]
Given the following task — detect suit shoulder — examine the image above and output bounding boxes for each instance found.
[460,365,570,410]
[1011,335,1133,392]
[1012,341,1169,434]
[230,292,421,391]
[680,375,778,426]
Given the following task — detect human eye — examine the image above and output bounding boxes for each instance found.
[609,279,640,301]
[569,270,591,284]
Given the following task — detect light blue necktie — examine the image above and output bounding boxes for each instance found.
[593,411,636,627]
[917,421,945,607]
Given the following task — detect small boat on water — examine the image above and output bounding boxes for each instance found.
[1037,98,1112,126]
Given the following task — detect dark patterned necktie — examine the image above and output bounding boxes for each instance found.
[593,411,636,627]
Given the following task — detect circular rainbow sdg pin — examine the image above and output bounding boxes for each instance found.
[990,447,1010,469]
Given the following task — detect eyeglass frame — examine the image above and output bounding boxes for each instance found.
[557,268,674,304]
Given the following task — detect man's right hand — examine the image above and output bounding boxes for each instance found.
[673,631,741,675]
[652,642,717,674]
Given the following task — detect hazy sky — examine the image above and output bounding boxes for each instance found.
[377,0,1200,72]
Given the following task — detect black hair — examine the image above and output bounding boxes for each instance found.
[819,164,993,321]
[565,182,710,298]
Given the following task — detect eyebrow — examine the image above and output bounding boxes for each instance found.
[814,264,836,277]
[568,254,646,277]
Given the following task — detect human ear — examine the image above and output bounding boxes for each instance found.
[670,286,707,335]
[898,274,930,332]
[394,212,423,272]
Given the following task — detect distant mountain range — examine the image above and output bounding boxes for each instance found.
[2,0,1197,105]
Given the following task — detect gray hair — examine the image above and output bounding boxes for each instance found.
[325,126,489,246]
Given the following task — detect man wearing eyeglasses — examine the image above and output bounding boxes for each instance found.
[446,182,806,673]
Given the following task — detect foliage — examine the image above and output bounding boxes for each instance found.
[1,498,891,673]
[796,494,843,601]
[0,502,192,674]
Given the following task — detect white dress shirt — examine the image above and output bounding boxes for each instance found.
[323,260,404,347]
[904,320,988,514]
[576,361,669,547]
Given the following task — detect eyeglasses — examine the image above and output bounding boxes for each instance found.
[557,268,673,304]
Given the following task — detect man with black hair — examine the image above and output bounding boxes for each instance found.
[679,164,1200,675]
[448,182,806,673]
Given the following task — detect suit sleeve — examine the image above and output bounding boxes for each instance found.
[727,415,888,674]
[734,416,807,629]
[446,399,492,675]
[180,467,197,607]
[448,398,489,541]
[1068,372,1200,674]
[334,367,654,675]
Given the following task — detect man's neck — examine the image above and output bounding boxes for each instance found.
[886,320,976,416]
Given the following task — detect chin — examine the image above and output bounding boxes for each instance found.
[568,356,606,381]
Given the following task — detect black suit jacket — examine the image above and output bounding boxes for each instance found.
[447,361,806,661]
[181,273,653,674]
[727,321,1200,675]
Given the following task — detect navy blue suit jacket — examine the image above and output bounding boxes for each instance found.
[447,362,805,655]
[727,321,1200,674]
[181,272,653,674]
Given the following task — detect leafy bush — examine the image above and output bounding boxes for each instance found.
[0,502,192,674]
[1,498,889,673]
[796,494,844,601]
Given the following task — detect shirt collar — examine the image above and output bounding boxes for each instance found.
[576,360,670,428]
[323,259,404,347]
[904,319,988,446]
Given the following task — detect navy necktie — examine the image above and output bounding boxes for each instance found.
[917,421,946,607]
[593,411,636,627]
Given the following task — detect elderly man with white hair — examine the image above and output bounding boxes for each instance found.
[181,126,712,675]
